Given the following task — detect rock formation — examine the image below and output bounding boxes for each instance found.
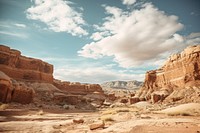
[0,45,53,83]
[53,79,104,95]
[0,71,34,104]
[0,45,105,106]
[53,80,106,107]
[0,71,12,103]
[138,45,200,103]
[101,80,143,90]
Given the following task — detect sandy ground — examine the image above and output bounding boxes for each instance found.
[0,103,200,133]
[0,102,200,133]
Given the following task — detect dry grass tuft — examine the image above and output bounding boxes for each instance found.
[0,104,9,110]
[102,107,130,115]
[37,110,44,115]
[100,115,115,122]
[116,108,130,113]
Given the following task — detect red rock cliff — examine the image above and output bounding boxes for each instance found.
[0,71,34,104]
[143,45,200,90]
[53,80,104,95]
[137,45,200,102]
[0,45,53,83]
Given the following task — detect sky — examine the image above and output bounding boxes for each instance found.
[0,0,200,84]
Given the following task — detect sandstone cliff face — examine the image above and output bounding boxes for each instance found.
[0,71,34,104]
[53,79,104,95]
[0,71,12,103]
[0,45,106,106]
[143,45,200,90]
[0,45,53,83]
[138,45,200,103]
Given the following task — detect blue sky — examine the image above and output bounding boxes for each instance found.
[0,0,200,83]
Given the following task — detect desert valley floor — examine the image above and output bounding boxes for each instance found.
[0,102,200,133]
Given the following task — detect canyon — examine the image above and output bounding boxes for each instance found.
[0,44,200,133]
[0,45,105,106]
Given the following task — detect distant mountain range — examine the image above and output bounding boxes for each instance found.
[101,80,143,90]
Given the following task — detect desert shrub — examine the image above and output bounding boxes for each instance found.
[102,107,130,115]
[100,115,115,122]
[116,108,130,113]
[37,110,44,115]
[0,103,9,110]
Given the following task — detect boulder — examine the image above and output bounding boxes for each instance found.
[151,93,161,103]
[11,82,34,104]
[73,118,84,124]
[89,120,105,130]
[103,100,112,106]
[130,93,135,97]
[120,98,128,104]
[130,97,140,104]
[107,93,116,101]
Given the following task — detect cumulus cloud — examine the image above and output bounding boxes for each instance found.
[122,0,137,5]
[78,3,184,68]
[26,0,88,36]
[54,66,144,83]
[90,31,110,41]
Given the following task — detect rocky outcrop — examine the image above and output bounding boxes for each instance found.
[0,45,106,107]
[130,97,140,104]
[101,80,143,90]
[53,93,81,105]
[0,71,34,104]
[107,93,117,101]
[11,81,34,104]
[0,45,53,83]
[138,45,200,103]
[53,79,104,95]
[0,71,12,103]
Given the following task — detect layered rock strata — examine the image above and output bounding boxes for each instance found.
[138,45,200,103]
[53,80,104,95]
[0,45,53,83]
[0,45,105,105]
[0,71,34,104]
[144,45,200,89]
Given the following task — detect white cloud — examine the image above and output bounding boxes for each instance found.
[186,32,200,39]
[90,31,110,41]
[0,31,28,38]
[184,32,200,46]
[26,0,88,36]
[14,23,27,28]
[54,66,144,83]
[78,3,184,68]
[0,21,27,28]
[122,0,136,5]
[90,32,104,41]
[0,21,28,38]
